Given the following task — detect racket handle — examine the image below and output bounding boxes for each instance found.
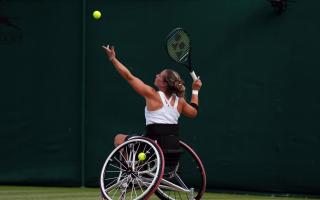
[190,70,198,81]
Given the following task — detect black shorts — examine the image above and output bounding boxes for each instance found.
[125,124,180,151]
[125,124,179,140]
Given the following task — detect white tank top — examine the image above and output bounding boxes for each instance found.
[145,91,180,125]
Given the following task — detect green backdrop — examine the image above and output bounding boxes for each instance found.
[1,0,320,195]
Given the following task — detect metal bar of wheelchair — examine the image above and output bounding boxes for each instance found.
[138,171,190,193]
[174,171,189,190]
[158,177,190,193]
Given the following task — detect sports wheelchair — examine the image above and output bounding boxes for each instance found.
[100,136,206,200]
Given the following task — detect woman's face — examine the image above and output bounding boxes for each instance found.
[154,70,167,88]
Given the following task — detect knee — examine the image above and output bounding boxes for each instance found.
[114,134,127,147]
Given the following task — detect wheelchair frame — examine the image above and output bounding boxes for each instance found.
[100,136,206,200]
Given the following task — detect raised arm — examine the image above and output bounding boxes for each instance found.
[181,78,202,118]
[102,45,155,98]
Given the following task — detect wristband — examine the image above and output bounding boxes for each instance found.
[192,90,199,95]
[190,103,199,111]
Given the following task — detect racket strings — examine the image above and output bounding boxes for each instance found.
[167,30,191,63]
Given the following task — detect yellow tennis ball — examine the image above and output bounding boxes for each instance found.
[93,10,101,19]
[138,152,146,161]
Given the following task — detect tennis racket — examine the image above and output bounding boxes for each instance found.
[166,27,198,81]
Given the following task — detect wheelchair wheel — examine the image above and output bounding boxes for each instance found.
[155,140,206,200]
[100,137,165,200]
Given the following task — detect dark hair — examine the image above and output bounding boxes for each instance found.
[164,69,185,97]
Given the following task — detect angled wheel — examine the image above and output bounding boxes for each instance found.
[155,140,206,200]
[100,137,165,200]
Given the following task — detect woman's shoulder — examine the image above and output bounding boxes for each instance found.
[147,88,159,96]
[145,88,161,101]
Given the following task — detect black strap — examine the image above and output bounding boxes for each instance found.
[190,103,199,111]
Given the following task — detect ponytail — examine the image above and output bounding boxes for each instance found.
[164,69,185,97]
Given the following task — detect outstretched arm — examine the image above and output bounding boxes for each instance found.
[181,78,202,118]
[102,45,155,98]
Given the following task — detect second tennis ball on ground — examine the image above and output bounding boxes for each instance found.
[138,152,146,161]
[93,10,101,19]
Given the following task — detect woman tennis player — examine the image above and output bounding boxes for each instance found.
[102,45,202,148]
